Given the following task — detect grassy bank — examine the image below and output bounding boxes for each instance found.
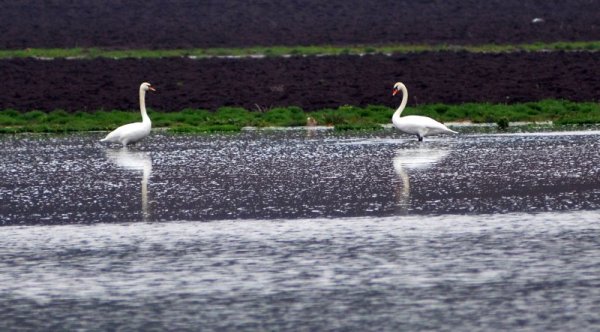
[1,41,599,60]
[1,100,599,134]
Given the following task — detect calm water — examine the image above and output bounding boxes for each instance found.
[1,130,599,331]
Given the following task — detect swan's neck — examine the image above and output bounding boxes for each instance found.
[139,88,151,124]
[392,84,408,125]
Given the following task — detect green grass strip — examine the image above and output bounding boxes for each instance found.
[1,100,600,134]
[1,41,600,59]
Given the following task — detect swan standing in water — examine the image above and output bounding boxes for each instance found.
[392,82,457,141]
[101,82,156,146]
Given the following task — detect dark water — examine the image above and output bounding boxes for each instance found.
[1,130,600,331]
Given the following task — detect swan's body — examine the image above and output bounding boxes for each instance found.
[101,82,155,146]
[392,82,457,141]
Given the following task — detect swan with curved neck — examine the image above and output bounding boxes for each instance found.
[101,82,156,147]
[392,82,457,141]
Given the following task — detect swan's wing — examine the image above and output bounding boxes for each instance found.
[101,126,124,142]
[101,122,149,143]
[400,116,457,135]
[102,123,131,142]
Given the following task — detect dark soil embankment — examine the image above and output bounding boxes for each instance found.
[2,1,599,112]
[1,52,599,112]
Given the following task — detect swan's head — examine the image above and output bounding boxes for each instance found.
[392,82,405,96]
[140,82,156,92]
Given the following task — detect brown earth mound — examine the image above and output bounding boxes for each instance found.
[1,52,599,112]
[1,1,599,49]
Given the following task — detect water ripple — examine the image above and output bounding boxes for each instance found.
[2,131,599,225]
[0,212,599,330]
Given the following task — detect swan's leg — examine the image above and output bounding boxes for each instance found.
[417,134,423,142]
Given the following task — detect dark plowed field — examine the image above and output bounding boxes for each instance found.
[1,52,599,112]
[1,1,599,48]
[1,1,599,112]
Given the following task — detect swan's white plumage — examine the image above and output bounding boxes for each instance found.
[101,82,155,146]
[391,82,457,141]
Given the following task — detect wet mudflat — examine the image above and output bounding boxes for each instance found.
[1,130,599,330]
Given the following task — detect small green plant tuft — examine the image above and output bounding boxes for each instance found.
[496,117,510,131]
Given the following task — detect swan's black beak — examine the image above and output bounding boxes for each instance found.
[392,88,398,96]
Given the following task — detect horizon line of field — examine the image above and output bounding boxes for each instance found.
[1,40,599,60]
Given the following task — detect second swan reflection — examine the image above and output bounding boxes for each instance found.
[393,146,451,213]
[105,149,153,221]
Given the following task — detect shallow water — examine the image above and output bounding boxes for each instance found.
[1,130,599,224]
[1,130,599,330]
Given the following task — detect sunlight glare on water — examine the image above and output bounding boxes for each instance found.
[0,130,599,224]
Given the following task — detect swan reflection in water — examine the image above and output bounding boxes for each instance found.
[393,146,451,213]
[105,148,152,221]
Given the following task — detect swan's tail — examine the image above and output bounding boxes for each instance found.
[101,131,118,143]
[441,125,458,135]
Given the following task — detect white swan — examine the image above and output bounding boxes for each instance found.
[101,82,156,146]
[392,82,457,141]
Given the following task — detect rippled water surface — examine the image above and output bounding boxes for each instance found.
[1,130,599,330]
[2,130,599,224]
